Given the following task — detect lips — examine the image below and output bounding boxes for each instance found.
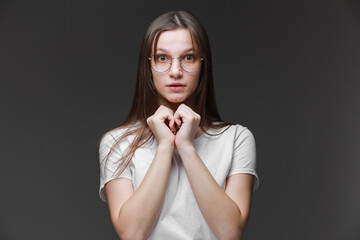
[166,84,186,87]
[166,83,186,91]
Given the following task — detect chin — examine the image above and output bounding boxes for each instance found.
[165,95,187,103]
[167,98,185,104]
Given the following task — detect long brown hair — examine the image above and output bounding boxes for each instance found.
[97,11,231,175]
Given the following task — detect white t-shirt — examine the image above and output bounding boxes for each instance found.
[99,124,259,239]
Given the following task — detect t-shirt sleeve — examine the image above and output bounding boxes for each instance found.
[228,126,259,191]
[98,131,132,202]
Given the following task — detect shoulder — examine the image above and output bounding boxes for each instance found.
[99,127,126,146]
[233,124,255,141]
[222,124,256,151]
[201,124,255,149]
[210,123,254,140]
[227,124,252,134]
[99,124,139,148]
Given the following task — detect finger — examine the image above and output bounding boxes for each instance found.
[176,119,182,127]
[155,107,176,132]
[155,106,173,121]
[178,103,193,112]
[173,109,184,126]
[178,104,198,117]
[169,118,176,133]
[180,105,201,123]
[161,113,175,126]
[154,105,165,114]
[146,116,152,126]
[154,105,173,116]
[169,118,174,129]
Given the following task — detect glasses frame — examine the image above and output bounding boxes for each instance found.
[148,55,204,73]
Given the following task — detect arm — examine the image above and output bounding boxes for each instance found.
[174,104,254,240]
[177,146,254,240]
[105,106,176,240]
[106,144,174,240]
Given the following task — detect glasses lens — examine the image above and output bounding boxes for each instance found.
[150,55,203,73]
[151,55,171,72]
[181,54,202,72]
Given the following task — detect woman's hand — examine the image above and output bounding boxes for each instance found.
[147,105,176,147]
[173,104,201,150]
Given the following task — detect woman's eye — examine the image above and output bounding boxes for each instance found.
[156,55,168,62]
[184,55,195,61]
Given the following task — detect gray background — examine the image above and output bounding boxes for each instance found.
[1,0,359,239]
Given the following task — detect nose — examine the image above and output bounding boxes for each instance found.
[168,58,183,79]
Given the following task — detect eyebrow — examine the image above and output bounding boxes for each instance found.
[156,48,195,53]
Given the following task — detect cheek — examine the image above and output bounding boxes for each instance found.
[151,72,163,91]
[190,74,201,91]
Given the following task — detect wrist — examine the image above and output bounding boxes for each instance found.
[176,143,196,154]
[157,142,175,151]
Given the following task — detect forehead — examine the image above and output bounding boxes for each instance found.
[154,29,195,53]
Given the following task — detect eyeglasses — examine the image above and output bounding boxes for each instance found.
[148,54,204,73]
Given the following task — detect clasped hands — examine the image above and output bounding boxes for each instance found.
[146,104,201,149]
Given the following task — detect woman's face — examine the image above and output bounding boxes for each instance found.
[150,29,201,107]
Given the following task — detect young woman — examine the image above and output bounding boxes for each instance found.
[98,11,259,240]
